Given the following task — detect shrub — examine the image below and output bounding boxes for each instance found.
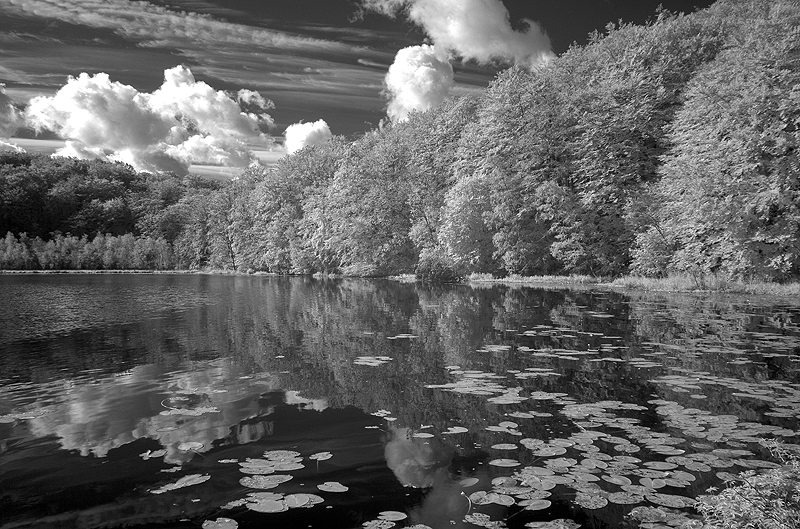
[415,248,463,282]
[694,439,800,529]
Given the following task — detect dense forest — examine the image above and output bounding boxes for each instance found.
[2,0,799,280]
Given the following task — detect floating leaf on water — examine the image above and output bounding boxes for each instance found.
[413,432,434,439]
[468,491,492,505]
[140,449,167,460]
[274,462,305,471]
[463,513,499,528]
[459,477,480,487]
[639,478,667,489]
[492,476,517,487]
[546,458,577,468]
[378,511,408,521]
[247,492,284,501]
[499,421,519,429]
[302,494,325,507]
[177,441,204,451]
[309,452,333,461]
[263,450,301,460]
[627,506,668,523]
[362,520,395,529]
[489,458,521,467]
[284,494,310,508]
[240,475,293,489]
[607,492,644,505]
[218,459,238,464]
[202,517,238,529]
[534,446,568,457]
[443,426,469,434]
[247,499,288,513]
[239,460,277,475]
[317,481,348,492]
[643,461,677,470]
[516,490,552,500]
[491,443,518,450]
[524,519,579,529]
[486,492,514,506]
[646,493,692,508]
[521,499,552,511]
[150,474,210,494]
[621,485,650,496]
[574,492,608,509]
[221,498,249,509]
[602,475,632,486]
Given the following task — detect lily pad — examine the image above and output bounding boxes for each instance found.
[520,499,551,511]
[240,474,293,489]
[378,511,408,521]
[318,481,348,492]
[150,474,210,494]
[247,499,288,513]
[574,493,608,509]
[202,518,238,529]
[489,458,521,467]
[443,426,469,434]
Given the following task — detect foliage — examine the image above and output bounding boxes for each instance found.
[631,1,800,280]
[0,231,173,270]
[3,0,800,279]
[695,440,800,529]
[415,247,463,283]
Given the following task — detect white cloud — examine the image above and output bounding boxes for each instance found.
[0,140,25,152]
[385,44,453,122]
[0,84,22,138]
[284,119,333,154]
[24,66,273,174]
[361,0,554,68]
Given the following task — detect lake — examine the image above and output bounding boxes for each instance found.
[0,274,798,529]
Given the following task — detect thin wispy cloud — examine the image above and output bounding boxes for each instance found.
[2,0,350,54]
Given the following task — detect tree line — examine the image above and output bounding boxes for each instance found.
[2,0,798,280]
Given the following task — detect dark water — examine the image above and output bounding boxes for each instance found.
[0,274,798,529]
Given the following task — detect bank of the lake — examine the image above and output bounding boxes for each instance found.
[464,273,800,298]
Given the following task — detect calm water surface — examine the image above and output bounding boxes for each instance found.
[0,274,798,529]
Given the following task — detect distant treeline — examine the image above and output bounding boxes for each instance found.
[2,0,799,279]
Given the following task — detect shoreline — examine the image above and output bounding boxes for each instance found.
[3,269,800,297]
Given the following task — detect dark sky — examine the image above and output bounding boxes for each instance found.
[0,0,716,169]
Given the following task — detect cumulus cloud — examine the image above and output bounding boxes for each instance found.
[284,119,333,154]
[385,44,453,122]
[24,66,273,174]
[0,84,22,138]
[361,0,554,68]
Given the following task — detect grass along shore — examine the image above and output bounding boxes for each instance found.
[466,272,800,297]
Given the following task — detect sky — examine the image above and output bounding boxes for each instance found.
[0,0,716,175]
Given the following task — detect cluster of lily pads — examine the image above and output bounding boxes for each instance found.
[404,325,798,528]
